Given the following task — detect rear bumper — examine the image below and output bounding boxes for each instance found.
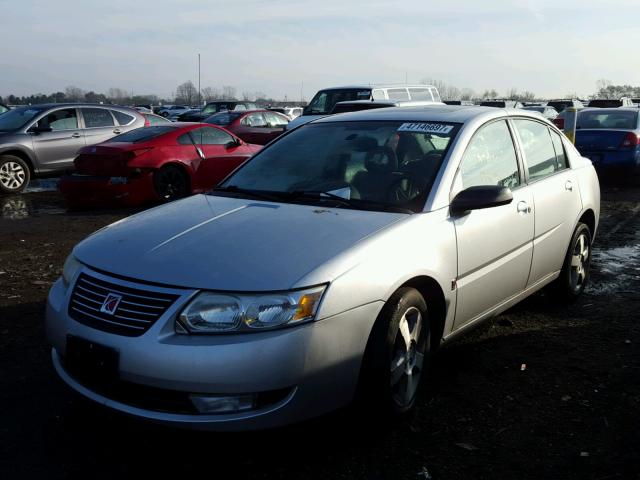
[579,150,640,169]
[59,173,157,207]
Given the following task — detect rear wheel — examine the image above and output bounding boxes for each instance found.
[357,287,430,417]
[551,222,592,301]
[153,165,189,202]
[0,155,30,194]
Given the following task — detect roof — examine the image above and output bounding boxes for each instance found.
[313,105,543,124]
[10,102,137,110]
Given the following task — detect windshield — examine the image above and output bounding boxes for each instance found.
[0,106,47,131]
[106,126,176,143]
[577,110,638,130]
[305,89,372,115]
[219,120,460,213]
[205,112,243,126]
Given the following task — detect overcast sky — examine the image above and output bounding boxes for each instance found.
[1,0,637,100]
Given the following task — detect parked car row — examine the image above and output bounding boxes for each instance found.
[0,103,146,194]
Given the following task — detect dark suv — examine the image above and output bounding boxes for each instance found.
[0,103,145,193]
[178,101,258,122]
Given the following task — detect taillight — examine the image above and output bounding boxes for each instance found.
[620,132,639,149]
[553,118,565,130]
[122,148,153,165]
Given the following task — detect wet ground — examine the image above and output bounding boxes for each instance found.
[0,185,639,480]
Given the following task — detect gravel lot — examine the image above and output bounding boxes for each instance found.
[1,186,639,480]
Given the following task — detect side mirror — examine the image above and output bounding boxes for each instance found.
[450,185,513,215]
[226,139,241,149]
[29,125,52,134]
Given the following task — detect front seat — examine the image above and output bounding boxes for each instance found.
[351,146,399,203]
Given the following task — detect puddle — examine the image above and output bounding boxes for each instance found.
[24,178,60,193]
[0,195,66,220]
[588,244,640,294]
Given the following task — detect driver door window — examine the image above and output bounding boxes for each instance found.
[454,120,521,195]
[37,108,79,131]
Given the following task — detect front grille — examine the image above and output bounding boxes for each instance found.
[68,272,179,337]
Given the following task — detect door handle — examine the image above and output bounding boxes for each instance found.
[113,129,121,134]
[565,180,573,191]
[517,201,531,214]
[71,132,81,138]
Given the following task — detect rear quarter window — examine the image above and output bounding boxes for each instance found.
[112,110,135,126]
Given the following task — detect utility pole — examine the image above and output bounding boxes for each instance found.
[198,53,201,106]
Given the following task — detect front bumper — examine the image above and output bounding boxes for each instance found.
[46,271,383,431]
[58,173,157,207]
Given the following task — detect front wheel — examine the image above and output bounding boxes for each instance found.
[0,155,30,194]
[551,222,592,301]
[357,287,431,416]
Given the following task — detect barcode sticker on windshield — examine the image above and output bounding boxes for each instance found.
[398,123,454,134]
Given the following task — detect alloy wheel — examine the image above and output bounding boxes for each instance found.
[0,161,26,190]
[390,306,425,409]
[570,232,590,291]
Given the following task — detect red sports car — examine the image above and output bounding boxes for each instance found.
[59,123,261,206]
[204,109,290,145]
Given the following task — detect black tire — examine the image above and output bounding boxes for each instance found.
[0,155,30,194]
[153,165,190,202]
[356,287,431,417]
[551,222,592,301]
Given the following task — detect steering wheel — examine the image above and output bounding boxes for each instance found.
[388,175,428,204]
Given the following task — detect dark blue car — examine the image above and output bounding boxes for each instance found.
[575,108,640,180]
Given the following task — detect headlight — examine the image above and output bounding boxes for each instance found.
[177,286,326,334]
[62,255,82,290]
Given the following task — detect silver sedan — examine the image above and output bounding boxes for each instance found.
[46,105,600,430]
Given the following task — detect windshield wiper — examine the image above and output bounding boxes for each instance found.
[288,190,414,214]
[210,185,281,202]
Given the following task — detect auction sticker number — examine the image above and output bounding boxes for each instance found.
[398,123,454,134]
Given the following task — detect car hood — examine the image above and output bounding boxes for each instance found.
[73,194,407,291]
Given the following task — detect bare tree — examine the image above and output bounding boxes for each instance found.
[107,87,128,103]
[221,85,237,100]
[201,87,219,101]
[505,87,519,99]
[65,85,85,102]
[175,81,198,105]
[241,91,254,101]
[460,88,477,101]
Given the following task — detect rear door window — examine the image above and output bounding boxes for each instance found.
[82,108,115,128]
[513,119,559,181]
[550,129,569,169]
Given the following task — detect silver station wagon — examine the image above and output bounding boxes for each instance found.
[46,106,600,430]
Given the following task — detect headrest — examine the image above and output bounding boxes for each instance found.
[365,146,398,173]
